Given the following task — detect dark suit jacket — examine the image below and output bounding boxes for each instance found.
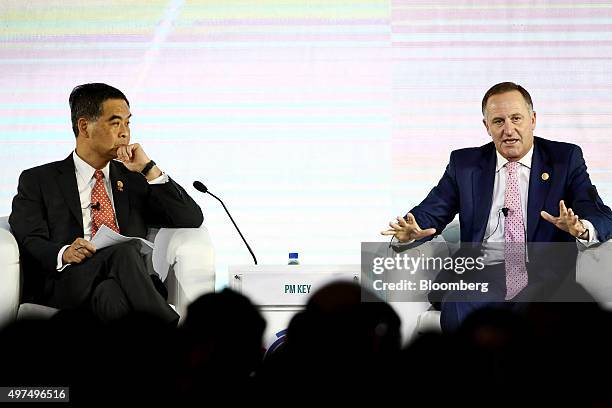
[407,137,612,302]
[9,154,204,303]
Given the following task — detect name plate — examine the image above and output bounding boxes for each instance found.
[230,266,360,306]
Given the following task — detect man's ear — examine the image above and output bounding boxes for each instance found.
[482,118,490,135]
[531,110,537,131]
[77,117,90,138]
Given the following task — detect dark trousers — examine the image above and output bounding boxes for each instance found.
[439,263,529,333]
[47,241,178,324]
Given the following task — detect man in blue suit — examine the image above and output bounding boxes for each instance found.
[382,82,612,332]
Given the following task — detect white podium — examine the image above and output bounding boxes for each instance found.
[229,265,360,349]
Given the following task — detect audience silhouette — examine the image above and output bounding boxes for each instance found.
[1,282,611,406]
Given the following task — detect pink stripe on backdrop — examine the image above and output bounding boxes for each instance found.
[391,56,612,60]
[393,84,612,90]
[392,41,612,47]
[393,0,610,5]
[0,92,90,104]
[395,117,483,126]
[392,24,612,34]
[132,107,391,117]
[0,140,73,145]
[394,101,612,111]
[190,19,390,27]
[167,33,390,42]
[391,129,612,140]
[0,49,145,59]
[1,124,390,133]
[0,65,142,80]
[0,109,66,116]
[143,47,393,61]
[130,92,390,104]
[392,133,612,142]
[393,9,612,19]
[126,69,391,88]
[128,61,389,77]
[1,34,153,43]
[3,94,389,105]
[129,123,389,131]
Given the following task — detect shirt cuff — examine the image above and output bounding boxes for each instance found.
[577,219,599,247]
[390,237,416,246]
[56,245,71,272]
[147,172,168,184]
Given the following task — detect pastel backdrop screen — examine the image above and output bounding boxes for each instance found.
[1,0,611,288]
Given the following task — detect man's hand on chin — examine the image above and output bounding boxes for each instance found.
[541,199,589,240]
[116,143,162,180]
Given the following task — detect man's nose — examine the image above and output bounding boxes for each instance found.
[119,123,129,138]
[502,119,514,136]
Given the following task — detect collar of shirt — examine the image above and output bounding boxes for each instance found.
[72,150,111,185]
[495,143,534,173]
[72,150,115,241]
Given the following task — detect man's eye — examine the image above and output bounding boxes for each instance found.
[112,122,120,126]
[512,116,522,122]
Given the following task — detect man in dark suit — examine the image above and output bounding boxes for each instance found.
[9,83,203,324]
[382,82,612,332]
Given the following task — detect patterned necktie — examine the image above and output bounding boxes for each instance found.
[504,162,528,300]
[504,161,528,300]
[91,170,120,237]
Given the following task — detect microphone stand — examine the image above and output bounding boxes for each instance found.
[193,182,258,265]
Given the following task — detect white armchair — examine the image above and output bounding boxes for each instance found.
[0,216,216,328]
[414,219,612,335]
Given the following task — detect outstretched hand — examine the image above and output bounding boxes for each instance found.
[381,213,436,243]
[541,199,588,239]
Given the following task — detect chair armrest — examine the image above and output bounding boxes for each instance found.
[152,227,215,320]
[577,240,612,308]
[415,310,442,335]
[0,226,20,328]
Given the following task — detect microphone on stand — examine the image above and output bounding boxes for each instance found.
[193,181,258,265]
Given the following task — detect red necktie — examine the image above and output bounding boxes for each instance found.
[91,170,120,237]
[504,162,528,300]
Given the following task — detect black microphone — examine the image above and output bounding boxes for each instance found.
[91,201,101,211]
[483,207,508,241]
[193,181,258,265]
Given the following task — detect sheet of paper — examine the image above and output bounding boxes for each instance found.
[90,225,154,255]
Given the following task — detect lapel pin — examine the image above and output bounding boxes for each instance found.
[541,172,550,181]
[117,180,124,192]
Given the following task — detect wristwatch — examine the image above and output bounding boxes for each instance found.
[577,222,589,240]
[141,160,156,176]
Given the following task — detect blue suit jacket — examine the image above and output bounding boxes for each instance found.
[410,136,612,244]
[410,137,612,304]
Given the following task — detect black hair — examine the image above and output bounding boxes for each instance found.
[69,83,129,137]
[482,82,533,116]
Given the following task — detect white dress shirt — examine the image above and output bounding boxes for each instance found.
[56,151,168,270]
[482,145,597,264]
